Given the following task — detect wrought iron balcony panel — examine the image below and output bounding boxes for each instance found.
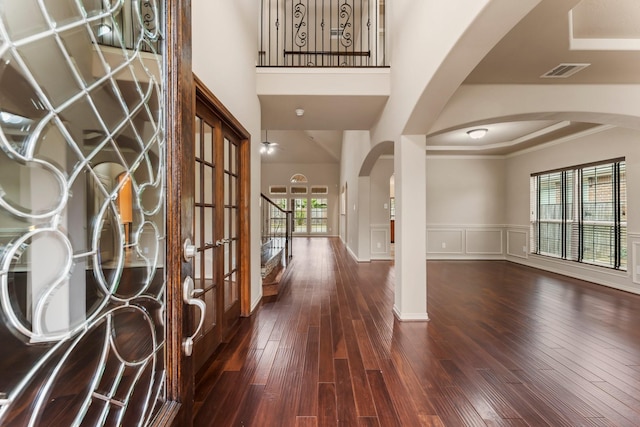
[259,0,387,67]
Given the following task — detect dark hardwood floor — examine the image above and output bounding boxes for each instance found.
[193,237,640,426]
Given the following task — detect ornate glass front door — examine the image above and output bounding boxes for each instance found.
[0,1,170,425]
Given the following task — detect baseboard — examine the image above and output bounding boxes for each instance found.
[250,296,262,314]
[347,245,370,263]
[393,305,430,322]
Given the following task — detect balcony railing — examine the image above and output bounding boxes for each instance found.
[259,0,387,67]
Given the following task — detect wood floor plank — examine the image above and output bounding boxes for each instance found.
[297,326,320,417]
[366,369,401,427]
[334,359,359,426]
[318,383,338,427]
[353,319,379,371]
[318,297,335,382]
[295,416,318,427]
[251,339,279,385]
[192,238,640,426]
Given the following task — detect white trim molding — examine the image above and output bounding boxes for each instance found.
[393,305,430,322]
[506,228,529,259]
[426,225,505,259]
[423,224,640,295]
[632,241,640,285]
[370,223,391,260]
[465,228,503,255]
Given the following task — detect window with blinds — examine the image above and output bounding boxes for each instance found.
[530,158,626,270]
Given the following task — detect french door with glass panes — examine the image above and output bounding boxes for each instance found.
[192,89,243,373]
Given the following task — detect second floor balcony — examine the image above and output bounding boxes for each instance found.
[259,0,387,68]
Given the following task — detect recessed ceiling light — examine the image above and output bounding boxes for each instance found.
[467,128,488,139]
[295,108,304,117]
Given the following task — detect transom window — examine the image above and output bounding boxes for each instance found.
[530,158,626,270]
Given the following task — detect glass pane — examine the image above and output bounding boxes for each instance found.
[16,35,82,109]
[224,233,230,275]
[204,123,213,163]
[195,116,202,158]
[0,1,166,424]
[195,161,201,203]
[231,142,237,174]
[204,165,213,205]
[0,0,49,41]
[231,175,238,206]
[42,0,83,27]
[224,137,230,171]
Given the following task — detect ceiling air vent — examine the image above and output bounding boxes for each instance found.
[541,63,590,78]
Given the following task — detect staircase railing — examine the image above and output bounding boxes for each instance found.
[261,194,293,262]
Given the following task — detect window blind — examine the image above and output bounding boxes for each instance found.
[530,159,626,270]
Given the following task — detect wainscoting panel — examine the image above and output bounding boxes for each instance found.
[632,240,640,285]
[426,225,507,259]
[426,229,464,254]
[370,223,391,259]
[507,228,529,259]
[466,229,503,255]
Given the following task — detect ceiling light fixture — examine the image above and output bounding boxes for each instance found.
[295,108,304,117]
[261,130,277,154]
[467,128,488,139]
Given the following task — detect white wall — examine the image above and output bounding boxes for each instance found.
[505,126,640,294]
[261,163,340,236]
[192,1,263,311]
[340,131,375,260]
[426,156,506,259]
[369,157,394,259]
[427,156,505,225]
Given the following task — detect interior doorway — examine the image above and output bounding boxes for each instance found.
[191,77,251,374]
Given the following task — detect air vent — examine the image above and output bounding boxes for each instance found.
[541,63,590,78]
[330,28,343,39]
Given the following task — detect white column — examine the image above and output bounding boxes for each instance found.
[393,135,428,321]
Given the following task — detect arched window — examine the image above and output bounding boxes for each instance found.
[290,173,308,183]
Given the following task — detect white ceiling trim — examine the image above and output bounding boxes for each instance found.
[426,121,571,152]
[506,123,615,158]
[569,8,640,51]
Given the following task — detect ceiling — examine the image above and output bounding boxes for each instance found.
[260,0,640,163]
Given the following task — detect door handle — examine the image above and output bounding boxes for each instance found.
[183,238,197,261]
[182,276,206,356]
[215,238,231,247]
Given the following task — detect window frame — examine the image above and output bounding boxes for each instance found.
[530,157,626,271]
[310,197,328,233]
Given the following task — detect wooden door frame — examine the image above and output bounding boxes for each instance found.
[162,0,194,425]
[194,75,252,320]
[163,2,252,423]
